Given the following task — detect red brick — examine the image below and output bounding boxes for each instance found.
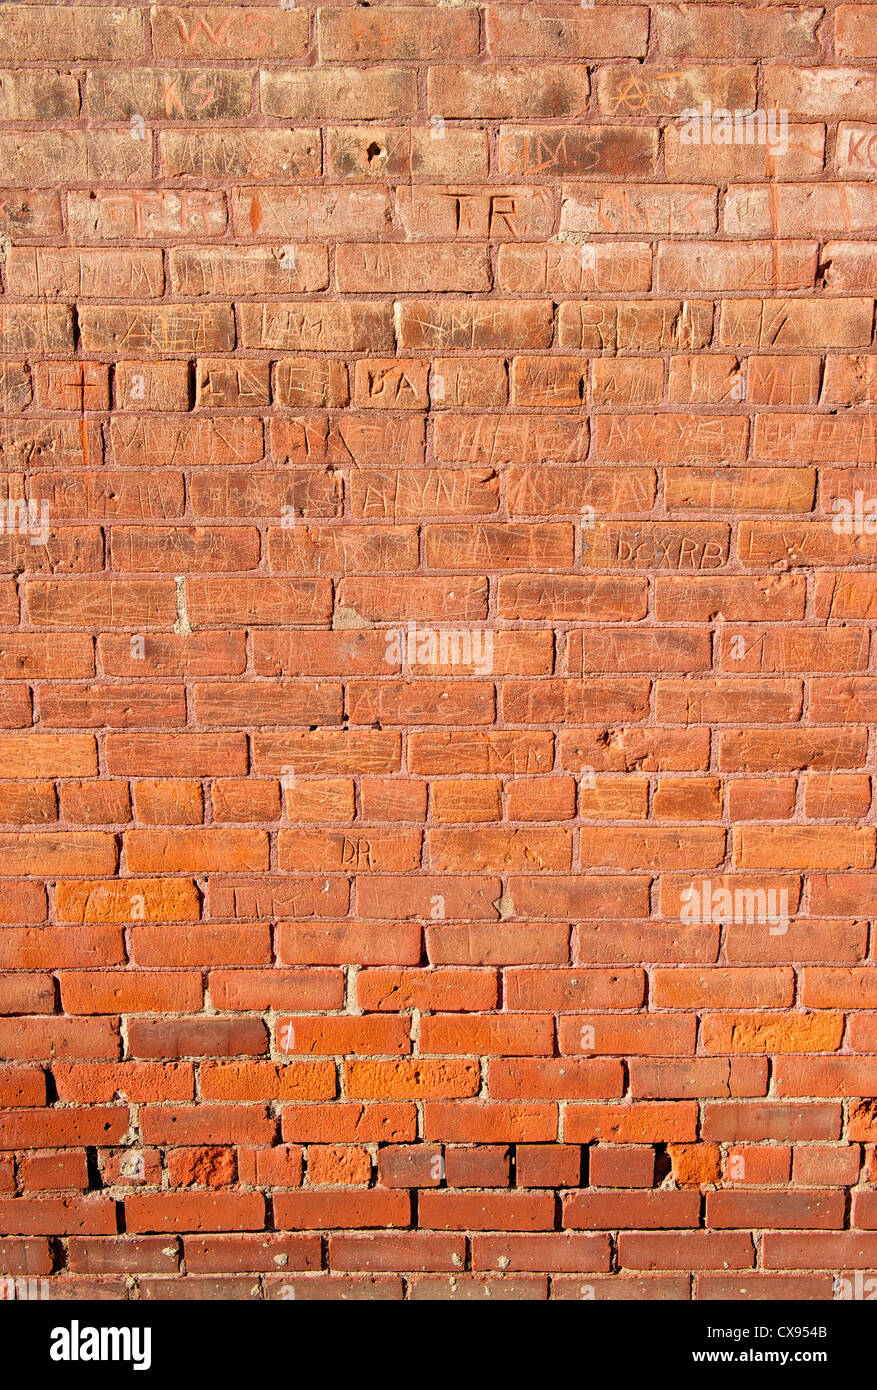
[125,1193,265,1234]
[589,1146,655,1189]
[472,1234,610,1273]
[275,1191,408,1231]
[0,1198,116,1236]
[420,1191,553,1232]
[1,0,868,1297]
[619,1232,755,1271]
[564,1191,699,1230]
[329,1234,464,1273]
[19,1150,89,1193]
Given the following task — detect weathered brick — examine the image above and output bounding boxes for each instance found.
[0,7,143,60]
[0,0,869,1299]
[261,68,417,119]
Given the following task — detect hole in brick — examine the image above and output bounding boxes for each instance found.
[654,1145,672,1185]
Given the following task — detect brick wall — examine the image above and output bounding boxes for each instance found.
[0,0,875,1301]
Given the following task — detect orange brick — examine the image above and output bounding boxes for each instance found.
[0,0,869,1295]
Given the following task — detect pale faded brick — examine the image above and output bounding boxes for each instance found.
[239,303,393,353]
[0,71,79,119]
[160,130,320,179]
[151,5,309,58]
[392,186,555,242]
[68,189,227,241]
[86,69,251,120]
[428,65,587,118]
[486,5,648,58]
[0,6,143,60]
[596,63,756,116]
[764,65,877,118]
[232,187,392,241]
[169,246,328,296]
[398,301,553,351]
[561,184,717,235]
[0,133,148,186]
[261,67,417,119]
[79,306,235,355]
[5,248,164,299]
[336,244,490,294]
[656,5,822,58]
[326,127,488,181]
